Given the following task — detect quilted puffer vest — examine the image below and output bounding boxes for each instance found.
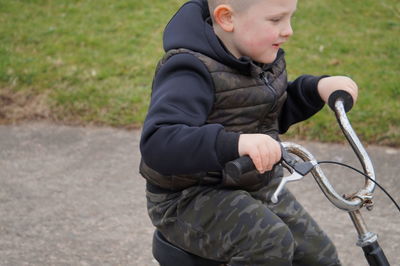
[140,49,288,191]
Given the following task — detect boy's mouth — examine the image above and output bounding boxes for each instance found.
[273,41,286,48]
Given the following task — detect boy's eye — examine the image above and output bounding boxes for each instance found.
[270,17,282,23]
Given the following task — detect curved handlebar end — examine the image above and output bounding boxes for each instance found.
[328,90,354,113]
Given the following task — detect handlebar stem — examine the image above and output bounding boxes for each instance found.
[349,210,378,247]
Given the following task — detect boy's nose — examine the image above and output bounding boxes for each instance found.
[282,23,294,37]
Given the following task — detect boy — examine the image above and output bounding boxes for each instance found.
[140,0,358,265]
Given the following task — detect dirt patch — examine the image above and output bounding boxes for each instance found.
[0,88,141,129]
[0,88,51,124]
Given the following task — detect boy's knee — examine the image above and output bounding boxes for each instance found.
[260,222,295,258]
[232,219,295,264]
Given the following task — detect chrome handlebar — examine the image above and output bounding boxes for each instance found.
[279,99,376,212]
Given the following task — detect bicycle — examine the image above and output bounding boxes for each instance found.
[152,91,394,266]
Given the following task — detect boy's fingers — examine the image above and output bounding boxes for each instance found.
[271,144,282,170]
[250,152,263,173]
[260,138,281,172]
[238,134,283,174]
[258,145,269,172]
[267,148,280,171]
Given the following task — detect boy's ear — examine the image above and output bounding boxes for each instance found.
[213,5,234,32]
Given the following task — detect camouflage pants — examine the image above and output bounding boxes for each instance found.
[146,178,341,266]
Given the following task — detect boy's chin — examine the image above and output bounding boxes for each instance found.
[256,53,278,64]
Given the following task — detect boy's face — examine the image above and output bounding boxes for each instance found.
[228,0,297,63]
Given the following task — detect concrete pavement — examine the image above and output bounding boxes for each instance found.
[0,123,398,265]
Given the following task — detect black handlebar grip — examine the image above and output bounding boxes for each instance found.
[224,156,255,180]
[328,90,354,113]
[224,145,287,180]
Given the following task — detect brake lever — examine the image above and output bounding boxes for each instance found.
[271,148,317,203]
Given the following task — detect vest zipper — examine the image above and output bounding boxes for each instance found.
[259,72,278,110]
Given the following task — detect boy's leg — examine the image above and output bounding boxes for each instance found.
[146,185,295,265]
[252,180,342,266]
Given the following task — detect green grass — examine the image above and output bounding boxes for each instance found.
[284,0,400,145]
[0,0,399,145]
[0,0,185,126]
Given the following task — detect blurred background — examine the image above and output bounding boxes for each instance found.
[0,0,399,146]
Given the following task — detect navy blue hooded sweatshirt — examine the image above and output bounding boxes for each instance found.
[140,0,325,175]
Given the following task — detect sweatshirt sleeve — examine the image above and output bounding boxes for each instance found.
[140,53,239,175]
[279,75,327,133]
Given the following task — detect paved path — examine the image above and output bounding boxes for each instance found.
[0,123,398,265]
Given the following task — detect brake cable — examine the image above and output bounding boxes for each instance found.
[317,160,400,213]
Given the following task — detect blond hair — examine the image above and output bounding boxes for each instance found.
[207,0,260,17]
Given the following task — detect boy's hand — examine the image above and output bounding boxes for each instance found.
[238,134,281,174]
[317,76,358,104]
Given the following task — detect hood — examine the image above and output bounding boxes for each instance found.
[163,0,253,73]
